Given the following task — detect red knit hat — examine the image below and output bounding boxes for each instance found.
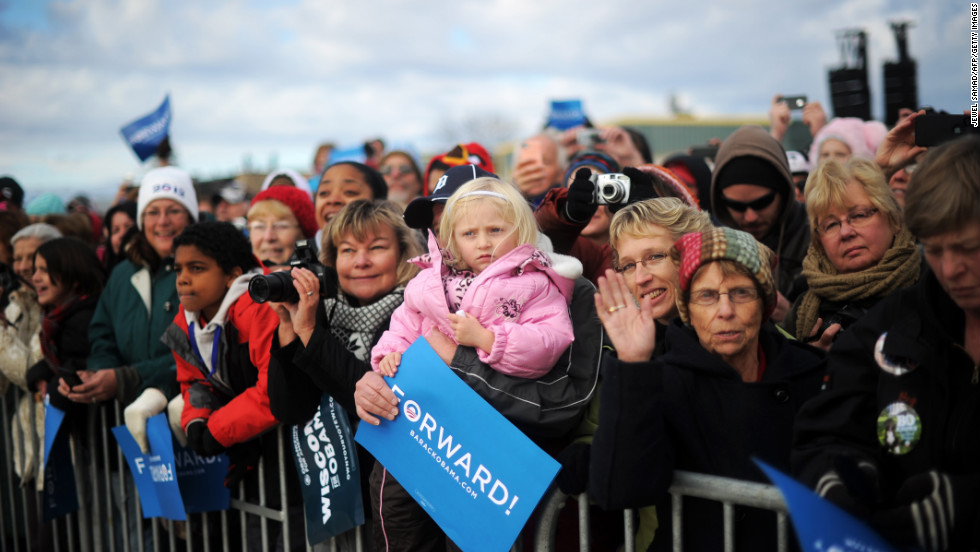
[250,186,317,238]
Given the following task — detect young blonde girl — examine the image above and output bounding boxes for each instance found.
[372,177,580,378]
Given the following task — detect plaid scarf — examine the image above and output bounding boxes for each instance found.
[323,287,405,362]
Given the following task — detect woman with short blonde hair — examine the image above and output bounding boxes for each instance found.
[782,158,921,347]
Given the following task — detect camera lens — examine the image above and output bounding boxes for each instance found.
[600,182,626,204]
[247,272,298,303]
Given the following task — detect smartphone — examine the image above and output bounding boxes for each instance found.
[576,129,604,147]
[517,141,544,166]
[689,144,720,160]
[59,370,83,388]
[915,114,978,147]
[781,95,807,110]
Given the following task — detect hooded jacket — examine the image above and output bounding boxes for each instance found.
[371,232,581,379]
[711,126,811,296]
[162,272,280,448]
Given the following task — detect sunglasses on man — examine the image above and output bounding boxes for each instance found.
[722,191,778,213]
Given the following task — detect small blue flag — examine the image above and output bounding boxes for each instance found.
[546,99,588,130]
[120,95,172,162]
[42,400,79,521]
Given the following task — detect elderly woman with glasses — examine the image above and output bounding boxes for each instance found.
[781,158,921,350]
[792,135,980,552]
[246,186,319,267]
[589,227,826,551]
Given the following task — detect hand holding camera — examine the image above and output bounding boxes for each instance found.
[250,239,339,347]
[564,167,599,224]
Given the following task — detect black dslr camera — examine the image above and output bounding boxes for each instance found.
[247,239,338,303]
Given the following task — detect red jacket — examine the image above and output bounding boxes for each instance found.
[162,274,280,448]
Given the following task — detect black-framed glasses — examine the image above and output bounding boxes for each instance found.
[817,207,879,236]
[722,191,778,213]
[616,252,668,277]
[689,287,760,306]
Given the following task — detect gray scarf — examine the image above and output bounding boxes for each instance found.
[323,286,405,362]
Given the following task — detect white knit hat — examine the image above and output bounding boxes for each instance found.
[136,166,199,229]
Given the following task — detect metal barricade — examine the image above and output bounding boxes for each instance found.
[3,382,789,552]
[0,384,366,552]
[532,471,789,552]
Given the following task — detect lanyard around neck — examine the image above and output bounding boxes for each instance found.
[188,321,221,380]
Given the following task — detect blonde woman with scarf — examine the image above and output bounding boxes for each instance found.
[782,158,921,349]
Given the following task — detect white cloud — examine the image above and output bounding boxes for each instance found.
[0,0,961,194]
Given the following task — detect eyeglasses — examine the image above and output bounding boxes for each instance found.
[381,164,414,176]
[248,221,298,234]
[689,287,760,306]
[722,191,778,213]
[817,207,879,236]
[616,252,668,277]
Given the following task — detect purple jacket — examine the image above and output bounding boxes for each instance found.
[371,233,579,379]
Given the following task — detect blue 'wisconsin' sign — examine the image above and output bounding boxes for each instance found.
[355,338,560,552]
[120,95,171,162]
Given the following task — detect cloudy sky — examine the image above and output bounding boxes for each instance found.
[0,0,966,202]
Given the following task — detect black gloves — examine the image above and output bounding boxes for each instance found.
[225,441,262,489]
[608,167,656,214]
[185,420,226,457]
[563,167,598,224]
[556,442,591,495]
[871,471,977,552]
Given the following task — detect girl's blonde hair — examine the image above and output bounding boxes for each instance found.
[439,177,537,270]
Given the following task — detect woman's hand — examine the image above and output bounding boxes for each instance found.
[875,109,928,179]
[805,318,843,352]
[378,352,401,378]
[354,371,400,426]
[802,101,827,137]
[769,95,791,142]
[273,267,320,347]
[447,311,494,354]
[59,369,117,404]
[426,328,458,365]
[594,269,657,363]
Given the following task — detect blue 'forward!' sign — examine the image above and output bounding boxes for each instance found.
[356,338,560,552]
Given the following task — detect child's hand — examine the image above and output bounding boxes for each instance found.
[378,352,401,378]
[447,311,494,354]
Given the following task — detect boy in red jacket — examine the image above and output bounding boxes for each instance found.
[162,221,280,486]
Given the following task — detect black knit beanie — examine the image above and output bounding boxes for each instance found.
[716,156,785,193]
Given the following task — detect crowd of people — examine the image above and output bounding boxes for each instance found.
[0,96,977,552]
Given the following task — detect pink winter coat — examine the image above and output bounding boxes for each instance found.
[371,233,578,379]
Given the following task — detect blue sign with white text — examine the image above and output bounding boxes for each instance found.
[120,95,172,162]
[355,338,560,552]
[112,414,186,520]
[546,99,588,130]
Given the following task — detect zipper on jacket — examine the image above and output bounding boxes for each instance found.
[973,363,978,385]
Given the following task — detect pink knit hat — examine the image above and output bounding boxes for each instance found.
[249,186,317,238]
[809,117,888,163]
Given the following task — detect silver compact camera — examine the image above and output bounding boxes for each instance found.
[591,173,631,205]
